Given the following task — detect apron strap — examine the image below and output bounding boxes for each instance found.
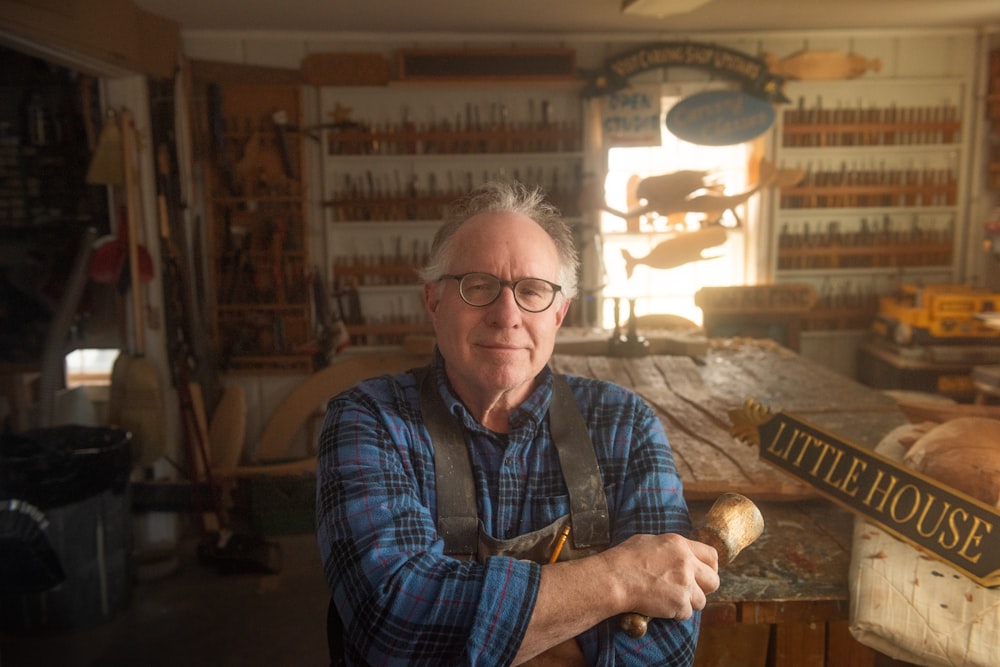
[550,374,610,550]
[419,367,478,558]
[419,366,610,557]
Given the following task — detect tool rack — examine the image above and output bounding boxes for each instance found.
[198,81,314,374]
[319,83,585,346]
[770,78,968,335]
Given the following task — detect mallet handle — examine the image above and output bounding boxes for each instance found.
[620,493,764,639]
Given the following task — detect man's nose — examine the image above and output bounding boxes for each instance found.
[485,284,522,324]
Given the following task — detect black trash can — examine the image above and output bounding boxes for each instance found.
[0,425,132,633]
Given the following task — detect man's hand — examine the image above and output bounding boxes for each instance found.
[513,533,718,664]
[601,532,720,621]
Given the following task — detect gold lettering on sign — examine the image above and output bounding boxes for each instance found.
[839,457,867,497]
[863,469,899,513]
[757,411,996,570]
[959,516,991,564]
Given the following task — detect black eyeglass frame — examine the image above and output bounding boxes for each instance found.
[439,272,563,313]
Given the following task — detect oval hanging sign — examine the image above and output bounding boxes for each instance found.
[666,90,776,146]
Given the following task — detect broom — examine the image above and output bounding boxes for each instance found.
[111,109,167,468]
[86,109,131,430]
[185,382,282,575]
[86,109,123,187]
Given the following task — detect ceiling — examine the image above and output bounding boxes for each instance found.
[133,0,1000,36]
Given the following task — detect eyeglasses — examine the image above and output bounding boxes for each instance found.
[439,272,562,313]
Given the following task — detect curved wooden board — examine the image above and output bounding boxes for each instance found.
[252,350,430,466]
[209,384,247,473]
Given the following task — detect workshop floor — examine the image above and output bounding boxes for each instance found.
[0,527,331,667]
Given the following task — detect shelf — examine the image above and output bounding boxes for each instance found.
[776,266,954,280]
[769,75,972,349]
[324,151,582,163]
[325,126,581,156]
[781,112,960,148]
[321,82,584,347]
[333,262,422,287]
[778,144,961,158]
[324,189,582,221]
[777,241,952,271]
[774,206,957,219]
[780,177,957,209]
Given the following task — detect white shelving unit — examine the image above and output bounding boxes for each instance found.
[767,77,971,374]
[317,84,585,344]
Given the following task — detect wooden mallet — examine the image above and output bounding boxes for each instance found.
[620,492,765,638]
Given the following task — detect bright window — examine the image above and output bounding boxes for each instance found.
[599,93,759,328]
[65,348,119,387]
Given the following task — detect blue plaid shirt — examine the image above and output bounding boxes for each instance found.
[316,353,698,666]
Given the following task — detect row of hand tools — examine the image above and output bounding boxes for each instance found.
[780,164,957,209]
[326,100,581,155]
[325,167,580,221]
[777,215,954,270]
[782,98,960,147]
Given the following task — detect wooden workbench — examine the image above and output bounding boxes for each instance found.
[550,339,914,667]
[551,338,908,500]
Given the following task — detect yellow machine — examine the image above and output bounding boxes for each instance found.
[873,284,1000,345]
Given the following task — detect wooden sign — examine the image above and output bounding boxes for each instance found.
[731,401,1000,587]
[582,41,787,104]
[665,90,775,146]
[395,48,577,82]
[300,53,389,86]
[601,85,662,147]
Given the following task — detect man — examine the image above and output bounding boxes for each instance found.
[316,181,719,665]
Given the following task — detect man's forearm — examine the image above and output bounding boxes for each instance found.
[513,552,624,663]
[513,532,718,664]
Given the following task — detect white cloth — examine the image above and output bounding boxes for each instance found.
[848,425,1000,667]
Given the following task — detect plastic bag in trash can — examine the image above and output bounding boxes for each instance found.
[0,498,66,593]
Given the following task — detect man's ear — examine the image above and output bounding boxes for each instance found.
[423,282,439,315]
[553,297,571,328]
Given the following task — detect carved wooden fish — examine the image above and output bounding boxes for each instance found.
[763,50,882,80]
[621,225,729,277]
[602,159,804,227]
[635,169,713,208]
[600,169,712,219]
[673,160,805,226]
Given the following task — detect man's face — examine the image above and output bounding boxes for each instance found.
[423,211,570,407]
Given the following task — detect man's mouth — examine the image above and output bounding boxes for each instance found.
[477,341,522,351]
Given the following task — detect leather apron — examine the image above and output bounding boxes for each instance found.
[420,368,611,665]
